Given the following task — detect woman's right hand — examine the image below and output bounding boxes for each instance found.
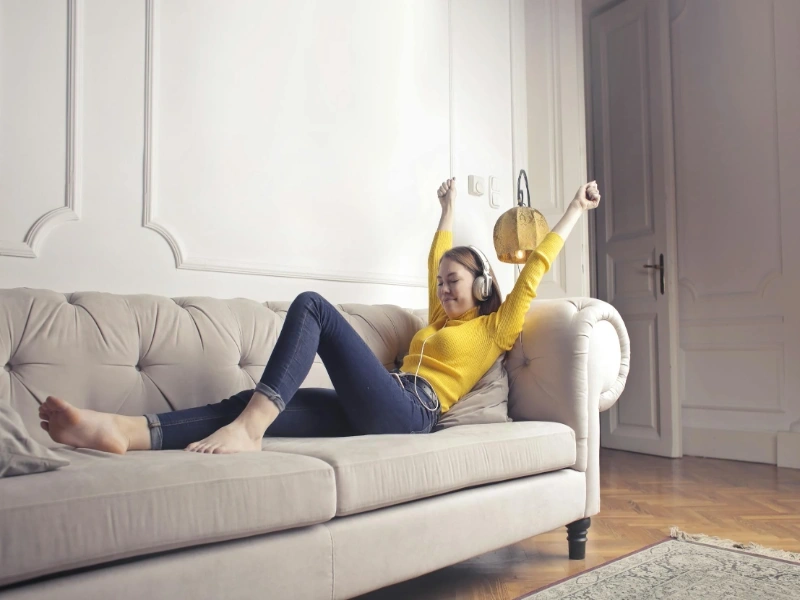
[437,178,456,212]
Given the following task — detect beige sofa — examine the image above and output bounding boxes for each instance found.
[0,288,629,600]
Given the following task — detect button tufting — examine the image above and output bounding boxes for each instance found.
[135,365,142,372]
[3,364,10,373]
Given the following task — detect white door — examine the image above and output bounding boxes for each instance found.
[588,0,681,457]
[669,0,800,466]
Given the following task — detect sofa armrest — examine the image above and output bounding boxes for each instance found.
[505,298,630,517]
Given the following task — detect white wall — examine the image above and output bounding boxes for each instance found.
[670,0,800,466]
[0,0,587,308]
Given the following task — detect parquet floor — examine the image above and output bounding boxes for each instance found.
[358,449,800,600]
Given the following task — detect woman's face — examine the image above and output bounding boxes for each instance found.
[437,258,478,319]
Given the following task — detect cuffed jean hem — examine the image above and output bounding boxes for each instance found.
[255,381,286,412]
[144,413,163,451]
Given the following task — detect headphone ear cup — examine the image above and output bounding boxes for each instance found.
[473,276,487,302]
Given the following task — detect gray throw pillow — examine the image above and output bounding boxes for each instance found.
[434,355,511,430]
[1,402,70,477]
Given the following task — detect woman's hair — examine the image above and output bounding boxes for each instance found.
[440,246,503,316]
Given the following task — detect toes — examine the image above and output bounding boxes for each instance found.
[40,421,50,432]
[48,396,69,411]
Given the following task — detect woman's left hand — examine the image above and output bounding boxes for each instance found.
[570,181,601,212]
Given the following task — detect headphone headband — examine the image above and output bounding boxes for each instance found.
[468,245,491,277]
[468,245,493,302]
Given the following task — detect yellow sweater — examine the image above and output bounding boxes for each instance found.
[400,230,565,413]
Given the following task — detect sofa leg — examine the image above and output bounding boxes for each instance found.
[566,517,591,560]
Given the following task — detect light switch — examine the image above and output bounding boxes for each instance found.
[489,176,500,192]
[468,175,485,196]
[490,191,501,209]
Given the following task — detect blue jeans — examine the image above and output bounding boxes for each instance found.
[145,292,439,450]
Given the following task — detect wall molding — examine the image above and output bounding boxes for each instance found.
[679,270,782,302]
[683,426,777,465]
[778,420,800,469]
[607,312,659,433]
[0,0,83,258]
[546,0,564,214]
[777,430,800,469]
[680,315,784,327]
[675,2,783,304]
[509,0,527,182]
[448,0,456,178]
[668,0,689,25]
[680,342,785,414]
[602,10,655,247]
[142,0,445,288]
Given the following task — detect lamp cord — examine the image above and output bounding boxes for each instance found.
[516,169,531,207]
[515,263,532,365]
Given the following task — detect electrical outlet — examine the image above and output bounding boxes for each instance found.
[468,175,485,196]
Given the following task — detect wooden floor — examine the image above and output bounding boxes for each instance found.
[358,449,800,600]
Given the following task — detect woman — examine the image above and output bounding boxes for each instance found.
[39,178,600,454]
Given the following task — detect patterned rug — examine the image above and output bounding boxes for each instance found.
[520,529,800,599]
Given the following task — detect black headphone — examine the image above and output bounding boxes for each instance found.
[468,246,493,302]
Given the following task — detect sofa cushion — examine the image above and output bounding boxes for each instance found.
[0,449,336,587]
[0,401,70,477]
[434,355,511,430]
[262,421,576,517]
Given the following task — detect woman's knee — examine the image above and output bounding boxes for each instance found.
[294,291,323,306]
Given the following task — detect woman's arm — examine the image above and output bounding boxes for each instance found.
[428,179,456,323]
[437,179,455,232]
[490,182,601,350]
[551,180,600,240]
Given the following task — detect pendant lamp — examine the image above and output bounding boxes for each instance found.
[492,170,550,264]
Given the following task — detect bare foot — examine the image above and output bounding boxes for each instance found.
[185,421,263,454]
[39,396,131,454]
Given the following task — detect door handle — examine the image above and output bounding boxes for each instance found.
[643,253,665,295]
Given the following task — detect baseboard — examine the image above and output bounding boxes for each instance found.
[777,431,800,469]
[682,427,777,465]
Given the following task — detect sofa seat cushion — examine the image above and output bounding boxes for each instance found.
[261,421,576,517]
[0,449,336,587]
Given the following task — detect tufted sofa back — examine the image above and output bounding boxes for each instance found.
[0,289,425,448]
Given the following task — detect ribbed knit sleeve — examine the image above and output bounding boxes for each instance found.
[489,232,565,350]
[428,230,452,324]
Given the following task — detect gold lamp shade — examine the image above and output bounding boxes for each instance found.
[493,206,550,264]
[492,170,550,264]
